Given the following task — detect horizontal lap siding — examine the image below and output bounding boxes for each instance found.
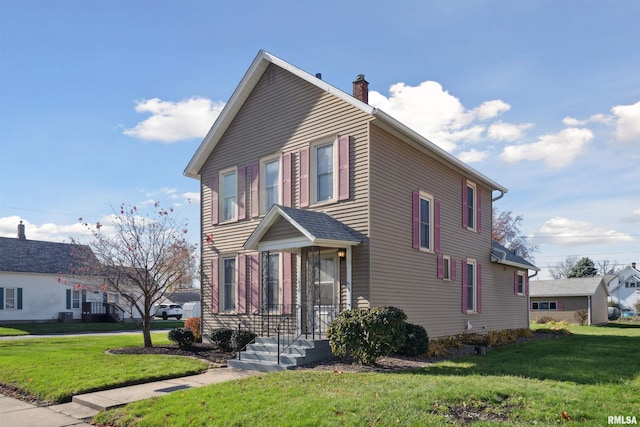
[200,64,372,329]
[369,125,521,337]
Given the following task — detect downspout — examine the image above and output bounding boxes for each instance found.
[527,271,538,327]
[492,189,506,202]
[588,295,592,325]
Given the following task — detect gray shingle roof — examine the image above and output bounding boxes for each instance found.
[529,277,609,297]
[276,205,361,244]
[0,237,98,275]
[491,241,539,271]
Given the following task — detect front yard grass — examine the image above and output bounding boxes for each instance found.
[0,320,184,336]
[0,333,207,404]
[96,324,640,427]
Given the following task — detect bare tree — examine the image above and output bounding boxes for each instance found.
[549,255,579,279]
[75,203,196,347]
[492,209,538,262]
[596,259,621,275]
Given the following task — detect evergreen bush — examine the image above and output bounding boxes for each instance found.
[168,328,195,350]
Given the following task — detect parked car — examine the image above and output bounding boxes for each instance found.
[621,309,637,318]
[153,304,183,320]
[608,307,621,320]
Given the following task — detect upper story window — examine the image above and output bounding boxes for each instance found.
[313,142,335,203]
[465,180,477,230]
[220,168,238,222]
[261,157,280,214]
[419,193,433,251]
[413,191,441,253]
[516,271,525,295]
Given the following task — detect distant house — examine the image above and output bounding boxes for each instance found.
[607,263,640,312]
[0,223,133,323]
[529,277,610,325]
[184,50,540,344]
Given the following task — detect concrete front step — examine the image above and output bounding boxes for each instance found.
[229,337,332,372]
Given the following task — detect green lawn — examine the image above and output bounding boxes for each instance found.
[0,320,184,336]
[95,324,640,427]
[0,332,207,404]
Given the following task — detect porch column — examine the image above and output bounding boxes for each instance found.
[346,246,352,310]
[296,252,302,335]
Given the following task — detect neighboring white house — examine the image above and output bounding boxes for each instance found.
[608,263,640,311]
[0,223,138,323]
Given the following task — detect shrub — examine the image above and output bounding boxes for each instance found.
[426,339,449,358]
[397,323,429,357]
[231,329,257,351]
[210,328,234,352]
[536,316,556,324]
[515,328,534,338]
[328,306,407,365]
[574,309,589,326]
[184,317,202,343]
[168,328,195,350]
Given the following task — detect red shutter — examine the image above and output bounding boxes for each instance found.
[282,253,292,314]
[250,162,259,218]
[412,191,420,249]
[461,179,468,228]
[299,148,309,207]
[237,255,246,313]
[476,186,482,233]
[557,300,564,311]
[434,199,441,253]
[461,259,468,314]
[211,176,219,225]
[238,166,246,220]
[451,259,457,281]
[282,153,292,207]
[211,257,219,314]
[437,255,444,279]
[525,274,529,296]
[477,263,482,313]
[338,135,350,201]
[250,253,260,313]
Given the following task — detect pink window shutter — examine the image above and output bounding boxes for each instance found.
[514,271,518,295]
[451,259,457,281]
[434,199,441,253]
[282,153,292,207]
[250,162,259,218]
[282,253,292,314]
[525,274,529,296]
[412,191,420,249]
[557,300,564,311]
[476,186,482,233]
[210,257,219,314]
[461,179,468,228]
[338,135,350,201]
[237,166,246,220]
[461,259,468,314]
[249,253,260,313]
[299,148,309,207]
[437,255,444,279]
[237,255,246,313]
[211,176,219,225]
[477,263,482,313]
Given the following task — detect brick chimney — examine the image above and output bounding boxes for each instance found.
[17,221,26,240]
[352,74,369,104]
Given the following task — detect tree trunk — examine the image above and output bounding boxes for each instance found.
[142,314,153,347]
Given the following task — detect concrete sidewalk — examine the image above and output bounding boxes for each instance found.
[0,367,260,427]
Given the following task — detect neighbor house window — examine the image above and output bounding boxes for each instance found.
[5,288,16,309]
[531,301,558,310]
[419,193,434,251]
[220,168,238,222]
[312,141,335,203]
[72,290,80,309]
[264,253,280,310]
[222,257,237,311]
[261,157,280,213]
[466,259,477,313]
[465,180,477,230]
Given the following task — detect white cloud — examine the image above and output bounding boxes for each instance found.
[487,121,534,142]
[621,209,640,224]
[182,192,200,204]
[612,100,640,143]
[457,149,489,163]
[123,97,224,143]
[0,216,92,242]
[499,127,593,168]
[368,81,514,152]
[533,217,634,245]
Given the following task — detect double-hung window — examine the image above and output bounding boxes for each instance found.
[516,271,525,295]
[220,168,238,222]
[222,257,237,311]
[466,259,477,313]
[443,255,451,280]
[261,157,280,213]
[72,290,80,309]
[465,181,477,230]
[314,142,334,203]
[5,288,16,309]
[419,194,434,251]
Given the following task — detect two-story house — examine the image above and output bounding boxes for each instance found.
[608,262,640,312]
[184,51,538,343]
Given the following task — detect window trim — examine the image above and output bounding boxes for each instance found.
[443,255,451,280]
[516,271,526,295]
[465,258,478,314]
[219,167,238,223]
[72,290,80,309]
[260,155,281,214]
[465,180,477,231]
[418,191,435,252]
[531,301,558,310]
[221,256,237,312]
[310,138,337,206]
[5,287,16,310]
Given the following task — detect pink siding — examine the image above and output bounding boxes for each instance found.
[282,153,292,207]
[250,253,260,313]
[299,148,309,207]
[237,166,246,220]
[237,254,246,313]
[211,176,219,225]
[282,252,292,314]
[250,162,259,218]
[338,135,350,201]
[211,257,219,313]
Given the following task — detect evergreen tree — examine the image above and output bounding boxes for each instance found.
[567,257,598,278]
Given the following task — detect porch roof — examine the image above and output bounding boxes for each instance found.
[244,205,362,252]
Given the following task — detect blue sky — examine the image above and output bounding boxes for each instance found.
[1,0,638,279]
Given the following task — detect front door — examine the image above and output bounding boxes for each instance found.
[315,255,338,330]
